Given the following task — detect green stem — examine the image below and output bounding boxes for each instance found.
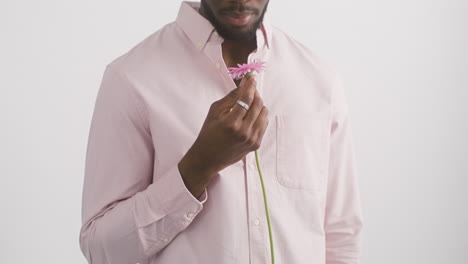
[254,150,275,264]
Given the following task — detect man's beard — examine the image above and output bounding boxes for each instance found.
[200,0,269,41]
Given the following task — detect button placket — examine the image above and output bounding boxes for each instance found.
[254,218,260,226]
[245,151,268,263]
[248,160,256,170]
[247,154,261,228]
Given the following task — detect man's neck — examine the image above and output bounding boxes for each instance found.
[221,38,257,69]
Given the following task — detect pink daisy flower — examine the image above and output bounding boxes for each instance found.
[227,61,266,80]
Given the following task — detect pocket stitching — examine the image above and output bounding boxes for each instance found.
[275,114,328,191]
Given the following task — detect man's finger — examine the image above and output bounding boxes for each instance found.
[227,75,257,120]
[243,88,263,126]
[218,77,248,107]
[251,105,269,143]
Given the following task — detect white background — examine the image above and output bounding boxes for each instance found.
[1,0,467,263]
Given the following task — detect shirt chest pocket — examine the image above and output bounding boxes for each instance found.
[275,114,330,191]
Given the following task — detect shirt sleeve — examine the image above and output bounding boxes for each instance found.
[79,64,208,264]
[324,73,364,264]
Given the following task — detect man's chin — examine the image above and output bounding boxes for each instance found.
[216,24,259,41]
[220,31,256,41]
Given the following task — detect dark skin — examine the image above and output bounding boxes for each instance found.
[178,0,271,199]
[199,0,270,86]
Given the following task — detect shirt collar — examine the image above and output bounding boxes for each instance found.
[176,1,272,51]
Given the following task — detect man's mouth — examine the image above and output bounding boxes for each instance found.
[222,12,253,26]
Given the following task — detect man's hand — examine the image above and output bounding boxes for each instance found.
[178,75,269,198]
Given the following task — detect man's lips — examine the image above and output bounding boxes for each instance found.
[223,12,253,26]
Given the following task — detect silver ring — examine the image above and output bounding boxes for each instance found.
[236,99,250,111]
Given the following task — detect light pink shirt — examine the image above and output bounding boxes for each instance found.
[79,1,364,263]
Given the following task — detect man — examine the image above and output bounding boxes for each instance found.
[79,1,364,263]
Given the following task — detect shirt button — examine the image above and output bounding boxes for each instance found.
[163,237,169,243]
[254,218,260,226]
[197,41,203,47]
[186,212,194,218]
[215,62,221,69]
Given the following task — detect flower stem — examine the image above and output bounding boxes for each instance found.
[254,149,275,264]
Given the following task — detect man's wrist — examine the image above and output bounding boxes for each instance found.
[177,156,214,199]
